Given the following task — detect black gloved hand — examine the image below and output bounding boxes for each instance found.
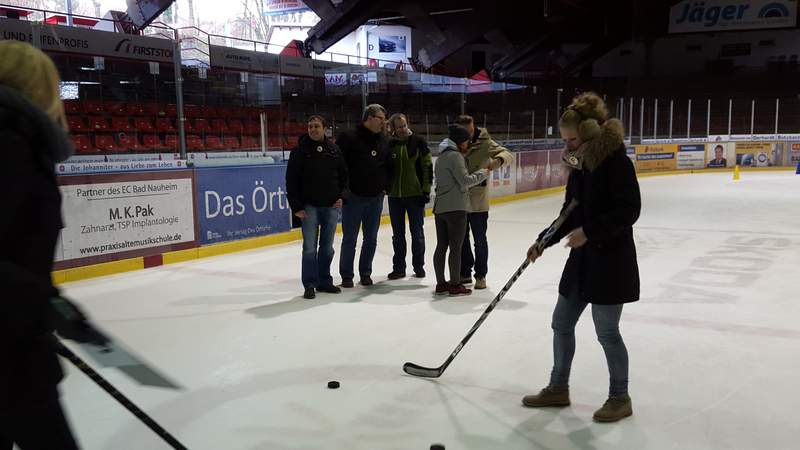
[50,296,109,346]
[419,194,430,206]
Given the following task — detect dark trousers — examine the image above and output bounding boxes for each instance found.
[339,193,384,280]
[0,390,79,450]
[461,211,489,279]
[433,211,468,285]
[388,197,426,273]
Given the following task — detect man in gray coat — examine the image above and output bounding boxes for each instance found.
[454,115,514,290]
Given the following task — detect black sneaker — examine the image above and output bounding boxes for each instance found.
[387,271,406,280]
[317,285,341,294]
[360,276,374,286]
[414,268,426,278]
[461,276,473,285]
[341,278,354,288]
[303,288,316,299]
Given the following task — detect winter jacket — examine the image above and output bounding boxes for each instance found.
[336,125,391,197]
[0,85,73,412]
[538,119,641,305]
[387,133,432,199]
[286,134,348,213]
[463,127,514,213]
[433,139,488,215]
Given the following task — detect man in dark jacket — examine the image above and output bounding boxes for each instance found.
[336,104,391,287]
[386,113,432,280]
[522,93,641,424]
[286,115,349,299]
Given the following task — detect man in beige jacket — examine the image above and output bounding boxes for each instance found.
[454,115,514,289]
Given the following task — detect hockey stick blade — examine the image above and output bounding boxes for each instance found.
[402,362,442,378]
[402,198,579,379]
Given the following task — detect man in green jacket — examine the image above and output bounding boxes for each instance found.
[386,113,433,279]
[454,115,514,289]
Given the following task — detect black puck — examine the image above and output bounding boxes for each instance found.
[430,444,445,450]
[327,380,340,389]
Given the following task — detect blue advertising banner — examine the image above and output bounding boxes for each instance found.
[195,165,291,244]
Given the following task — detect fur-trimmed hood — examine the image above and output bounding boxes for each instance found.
[562,118,624,172]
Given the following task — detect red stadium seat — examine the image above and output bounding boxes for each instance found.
[164,134,180,151]
[142,134,169,151]
[106,102,127,115]
[227,119,244,134]
[141,103,159,116]
[164,104,178,117]
[223,136,240,149]
[94,135,120,153]
[88,116,109,131]
[184,104,202,117]
[241,136,259,149]
[67,116,89,132]
[125,103,145,115]
[70,135,96,154]
[83,100,104,114]
[64,100,81,115]
[118,134,144,152]
[209,119,228,133]
[111,117,134,132]
[156,117,176,132]
[134,118,156,133]
[186,135,204,150]
[201,105,219,118]
[205,136,225,150]
[193,118,210,133]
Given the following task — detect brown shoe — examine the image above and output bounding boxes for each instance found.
[474,277,487,289]
[521,386,570,407]
[593,394,633,422]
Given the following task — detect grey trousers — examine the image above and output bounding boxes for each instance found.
[433,211,468,285]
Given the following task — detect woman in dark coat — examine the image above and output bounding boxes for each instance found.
[522,92,641,423]
[0,41,81,449]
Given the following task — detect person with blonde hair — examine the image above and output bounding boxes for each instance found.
[0,40,92,449]
[522,92,641,423]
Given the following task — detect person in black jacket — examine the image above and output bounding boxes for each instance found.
[286,115,349,299]
[336,104,391,287]
[521,93,641,423]
[0,41,94,450]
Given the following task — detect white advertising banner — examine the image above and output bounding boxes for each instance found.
[56,159,188,175]
[57,173,195,262]
[669,0,797,34]
[0,20,174,62]
[677,144,706,169]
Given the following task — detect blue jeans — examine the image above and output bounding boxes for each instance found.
[339,193,384,280]
[549,295,630,397]
[388,196,426,273]
[461,211,489,279]
[300,205,339,289]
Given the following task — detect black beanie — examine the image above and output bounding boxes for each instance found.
[448,124,471,145]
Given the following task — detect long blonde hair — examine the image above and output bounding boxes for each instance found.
[0,41,67,129]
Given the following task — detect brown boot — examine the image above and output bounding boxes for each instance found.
[593,394,633,422]
[521,386,570,407]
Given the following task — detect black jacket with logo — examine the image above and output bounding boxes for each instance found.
[285,134,349,213]
[336,125,392,197]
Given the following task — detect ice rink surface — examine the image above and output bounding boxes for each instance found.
[59,171,800,450]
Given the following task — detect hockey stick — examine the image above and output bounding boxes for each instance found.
[403,198,579,378]
[54,340,189,450]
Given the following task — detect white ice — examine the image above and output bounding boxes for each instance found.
[59,171,800,450]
